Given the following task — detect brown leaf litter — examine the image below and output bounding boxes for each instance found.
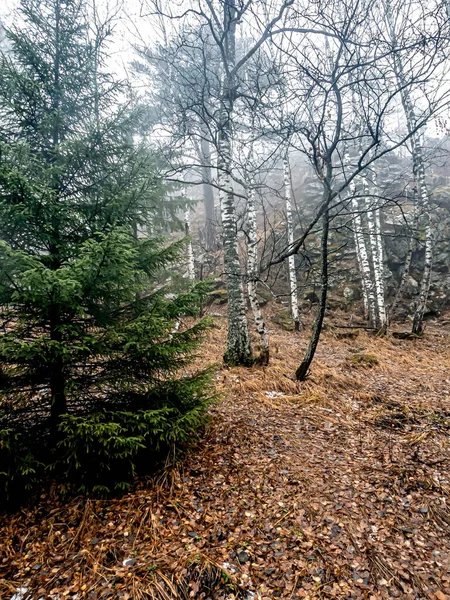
[1,312,450,600]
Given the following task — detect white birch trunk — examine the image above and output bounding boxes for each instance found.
[218,105,252,365]
[386,0,433,335]
[363,171,386,329]
[184,207,195,280]
[373,207,386,327]
[247,182,269,364]
[354,224,369,318]
[283,152,300,331]
[345,147,374,323]
[352,196,377,327]
[218,0,252,365]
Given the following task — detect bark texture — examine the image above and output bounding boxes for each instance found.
[247,183,269,365]
[386,0,433,335]
[219,0,252,365]
[283,152,300,331]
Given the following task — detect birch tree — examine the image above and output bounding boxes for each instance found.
[283,148,300,330]
[384,0,436,334]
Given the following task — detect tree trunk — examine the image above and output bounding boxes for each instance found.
[283,152,300,331]
[247,182,269,365]
[385,0,433,335]
[49,295,67,429]
[412,212,433,334]
[200,135,216,251]
[365,184,386,330]
[219,126,252,365]
[220,0,252,366]
[389,197,417,321]
[296,205,329,381]
[349,165,376,326]
[49,0,67,431]
[184,205,195,280]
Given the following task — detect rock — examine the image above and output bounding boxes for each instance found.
[392,331,421,340]
[347,353,379,368]
[188,531,199,538]
[207,288,227,304]
[271,309,295,331]
[256,293,269,307]
[343,286,354,300]
[335,329,360,340]
[237,551,250,564]
[123,558,137,567]
[264,568,276,575]
[304,290,319,304]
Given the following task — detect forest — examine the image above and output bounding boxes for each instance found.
[0,0,450,598]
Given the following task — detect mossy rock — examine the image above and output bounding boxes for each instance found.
[207,288,228,304]
[347,353,379,368]
[272,308,295,331]
[304,290,319,304]
[256,293,269,307]
[336,329,360,340]
[392,331,421,340]
[256,284,273,303]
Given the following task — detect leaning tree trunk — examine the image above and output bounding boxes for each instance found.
[386,0,433,335]
[247,182,269,365]
[283,151,300,331]
[296,204,330,381]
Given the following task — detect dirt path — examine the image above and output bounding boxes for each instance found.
[1,319,450,599]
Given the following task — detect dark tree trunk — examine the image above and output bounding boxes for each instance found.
[296,206,329,381]
[49,304,67,429]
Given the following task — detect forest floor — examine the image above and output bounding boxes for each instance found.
[1,306,450,600]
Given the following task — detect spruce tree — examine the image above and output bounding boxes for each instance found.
[0,0,212,500]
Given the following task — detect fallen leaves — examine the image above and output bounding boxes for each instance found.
[1,317,450,599]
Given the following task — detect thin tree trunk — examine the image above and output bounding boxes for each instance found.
[389,199,417,320]
[412,212,433,334]
[365,183,386,330]
[354,223,369,318]
[296,205,329,381]
[49,0,67,430]
[184,205,195,280]
[283,151,300,331]
[247,182,269,365]
[49,301,67,427]
[348,158,376,326]
[385,0,433,335]
[200,135,216,251]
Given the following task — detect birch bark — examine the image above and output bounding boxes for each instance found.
[283,151,300,330]
[247,182,269,364]
[363,172,386,329]
[219,0,252,365]
[385,0,433,334]
[346,148,376,325]
[184,206,195,280]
